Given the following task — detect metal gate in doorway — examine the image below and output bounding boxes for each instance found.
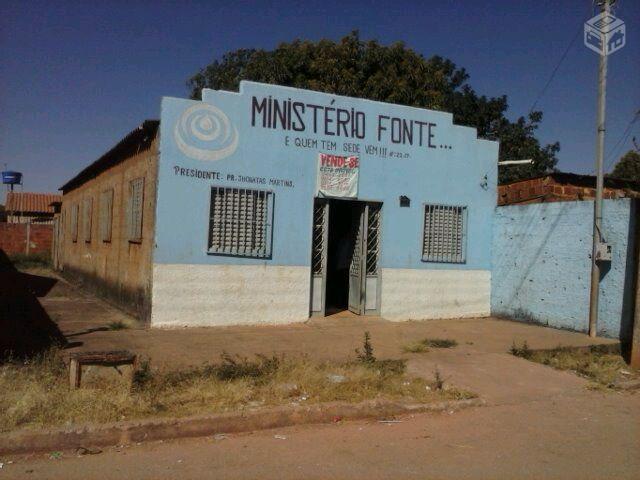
[310,198,381,317]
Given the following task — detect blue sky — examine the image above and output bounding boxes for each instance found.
[1,0,638,195]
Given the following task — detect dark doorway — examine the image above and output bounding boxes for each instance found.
[325,199,361,314]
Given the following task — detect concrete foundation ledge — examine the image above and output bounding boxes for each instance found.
[0,397,485,455]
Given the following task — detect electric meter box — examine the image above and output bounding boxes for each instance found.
[595,242,612,262]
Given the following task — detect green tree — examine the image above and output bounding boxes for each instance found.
[610,150,640,182]
[188,32,558,184]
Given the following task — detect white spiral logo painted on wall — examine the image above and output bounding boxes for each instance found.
[174,104,239,161]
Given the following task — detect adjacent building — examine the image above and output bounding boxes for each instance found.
[57,121,159,319]
[56,82,498,326]
[4,192,62,224]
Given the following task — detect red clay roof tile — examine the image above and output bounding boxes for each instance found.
[4,192,62,214]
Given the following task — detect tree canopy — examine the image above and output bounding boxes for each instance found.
[188,32,559,184]
[610,150,640,182]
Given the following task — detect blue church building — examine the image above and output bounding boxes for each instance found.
[150,81,498,327]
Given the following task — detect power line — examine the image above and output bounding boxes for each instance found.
[607,112,640,168]
[528,1,621,117]
[586,110,639,174]
[598,110,640,173]
[528,23,583,115]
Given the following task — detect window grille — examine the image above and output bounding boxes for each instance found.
[422,204,467,263]
[128,178,144,242]
[71,204,79,242]
[83,198,92,242]
[208,186,273,258]
[100,189,114,242]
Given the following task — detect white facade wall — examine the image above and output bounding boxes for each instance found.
[380,268,491,320]
[151,264,311,327]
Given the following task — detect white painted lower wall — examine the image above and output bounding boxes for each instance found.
[380,268,491,320]
[152,264,490,327]
[151,264,311,327]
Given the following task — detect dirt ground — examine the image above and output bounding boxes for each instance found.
[5,387,639,480]
[19,267,617,366]
[2,267,638,479]
[22,267,622,402]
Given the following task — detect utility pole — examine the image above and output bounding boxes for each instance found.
[588,0,610,338]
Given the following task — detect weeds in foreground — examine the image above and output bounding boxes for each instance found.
[3,253,51,269]
[355,331,406,375]
[510,341,532,359]
[0,345,474,432]
[132,358,153,390]
[107,321,129,331]
[404,338,459,353]
[510,343,636,388]
[433,368,444,390]
[355,331,376,364]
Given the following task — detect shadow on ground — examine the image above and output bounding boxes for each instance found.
[0,250,68,360]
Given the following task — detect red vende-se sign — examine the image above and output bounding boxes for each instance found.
[316,153,359,198]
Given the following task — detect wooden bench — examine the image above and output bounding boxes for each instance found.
[68,350,137,389]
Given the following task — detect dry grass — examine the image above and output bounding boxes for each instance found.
[3,253,51,269]
[404,338,458,353]
[0,349,474,432]
[106,320,130,331]
[510,343,637,389]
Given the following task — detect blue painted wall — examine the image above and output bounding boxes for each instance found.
[492,199,637,339]
[155,82,498,270]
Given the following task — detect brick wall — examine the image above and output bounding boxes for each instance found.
[0,223,53,256]
[498,176,630,206]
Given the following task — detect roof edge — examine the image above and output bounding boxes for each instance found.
[60,120,159,193]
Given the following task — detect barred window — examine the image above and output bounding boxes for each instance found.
[208,187,273,258]
[71,204,79,242]
[128,177,144,242]
[82,198,92,242]
[100,189,114,242]
[422,204,467,263]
